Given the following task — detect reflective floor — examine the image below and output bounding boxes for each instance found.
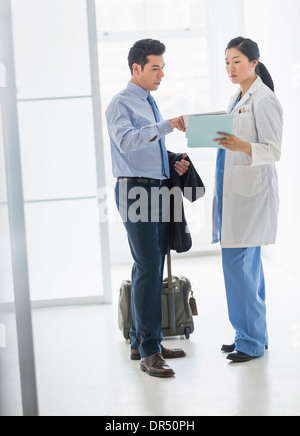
[26,254,300,416]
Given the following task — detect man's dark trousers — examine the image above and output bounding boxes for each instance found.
[115,179,169,358]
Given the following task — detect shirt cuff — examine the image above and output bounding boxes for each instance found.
[246,143,254,166]
[156,120,173,137]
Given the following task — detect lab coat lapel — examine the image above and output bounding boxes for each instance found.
[228,76,263,114]
[231,91,251,114]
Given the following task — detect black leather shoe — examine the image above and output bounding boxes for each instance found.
[227,351,255,363]
[221,343,236,353]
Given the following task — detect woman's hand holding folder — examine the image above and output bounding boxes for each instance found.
[214,132,252,156]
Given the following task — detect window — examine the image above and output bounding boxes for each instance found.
[10,0,110,303]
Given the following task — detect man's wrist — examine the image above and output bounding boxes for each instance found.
[157,119,173,135]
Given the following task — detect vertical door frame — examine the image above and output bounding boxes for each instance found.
[86,0,112,304]
[0,0,39,416]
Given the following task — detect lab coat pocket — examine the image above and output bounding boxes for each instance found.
[232,166,263,198]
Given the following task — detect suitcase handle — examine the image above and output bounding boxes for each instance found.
[167,252,172,289]
[166,249,176,335]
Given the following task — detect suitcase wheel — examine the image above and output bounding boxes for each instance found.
[184,327,191,339]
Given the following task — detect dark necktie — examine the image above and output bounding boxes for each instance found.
[147,94,170,179]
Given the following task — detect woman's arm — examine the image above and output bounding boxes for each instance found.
[214,134,252,156]
[214,93,283,166]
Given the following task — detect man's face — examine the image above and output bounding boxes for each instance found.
[132,55,165,92]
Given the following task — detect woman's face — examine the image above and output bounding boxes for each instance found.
[225,47,258,86]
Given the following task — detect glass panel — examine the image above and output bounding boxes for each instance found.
[11,0,91,99]
[96,0,207,33]
[24,199,103,301]
[0,107,14,304]
[0,106,23,416]
[0,208,13,304]
[18,98,97,201]
[0,108,7,205]
[97,0,145,33]
[144,0,207,31]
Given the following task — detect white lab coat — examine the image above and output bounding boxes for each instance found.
[212,76,283,248]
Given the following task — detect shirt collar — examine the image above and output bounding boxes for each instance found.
[126,81,149,101]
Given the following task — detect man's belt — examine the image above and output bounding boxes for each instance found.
[118,177,167,186]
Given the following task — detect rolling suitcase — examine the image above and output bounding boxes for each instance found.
[118,253,198,341]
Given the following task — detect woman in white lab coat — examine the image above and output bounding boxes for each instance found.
[212,37,283,362]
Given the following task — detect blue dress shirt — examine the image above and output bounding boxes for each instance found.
[105,81,173,179]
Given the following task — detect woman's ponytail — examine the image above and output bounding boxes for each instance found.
[226,37,275,92]
[255,62,274,92]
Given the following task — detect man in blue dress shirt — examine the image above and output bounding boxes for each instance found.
[106,39,189,378]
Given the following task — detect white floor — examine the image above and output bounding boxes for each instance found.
[32,254,300,416]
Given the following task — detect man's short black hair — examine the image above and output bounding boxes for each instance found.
[128,39,166,75]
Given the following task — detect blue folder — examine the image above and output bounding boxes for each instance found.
[185,112,234,149]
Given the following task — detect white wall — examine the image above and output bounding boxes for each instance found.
[243,0,300,275]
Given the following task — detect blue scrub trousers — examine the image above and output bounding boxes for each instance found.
[115,180,168,358]
[216,149,268,357]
